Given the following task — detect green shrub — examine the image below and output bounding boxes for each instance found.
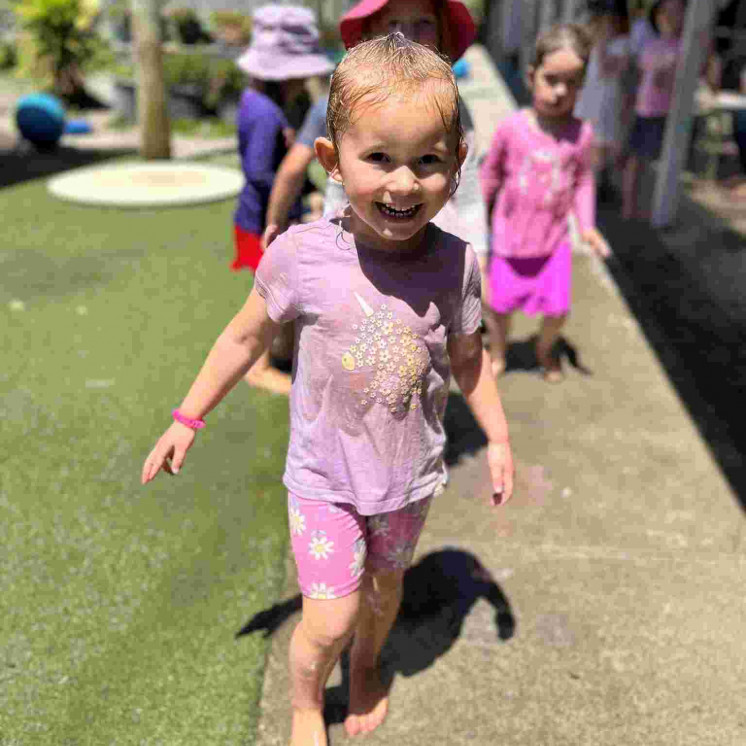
[13,0,110,97]
[161,52,245,110]
[0,37,17,71]
[210,10,251,46]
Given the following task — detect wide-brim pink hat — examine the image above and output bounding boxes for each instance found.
[237,4,335,81]
[339,0,476,61]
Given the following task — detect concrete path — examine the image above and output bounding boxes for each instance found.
[252,45,746,745]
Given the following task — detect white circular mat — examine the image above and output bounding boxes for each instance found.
[48,162,243,208]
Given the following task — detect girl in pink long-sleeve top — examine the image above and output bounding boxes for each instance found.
[481,24,610,383]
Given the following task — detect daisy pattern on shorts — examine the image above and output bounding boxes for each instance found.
[386,542,414,570]
[308,530,334,560]
[349,538,366,579]
[308,582,337,599]
[289,505,306,536]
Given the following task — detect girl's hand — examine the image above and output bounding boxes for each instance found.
[487,440,514,507]
[141,422,197,485]
[582,227,611,258]
[261,223,281,251]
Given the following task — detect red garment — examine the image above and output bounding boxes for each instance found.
[231,224,263,272]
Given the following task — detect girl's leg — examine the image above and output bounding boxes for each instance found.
[622,154,640,219]
[344,568,405,737]
[536,314,567,383]
[483,308,511,376]
[289,593,361,746]
[244,349,292,396]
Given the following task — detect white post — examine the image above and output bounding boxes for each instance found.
[651,0,718,228]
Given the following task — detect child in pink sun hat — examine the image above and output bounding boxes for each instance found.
[339,0,476,62]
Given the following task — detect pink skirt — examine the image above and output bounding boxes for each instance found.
[488,241,571,317]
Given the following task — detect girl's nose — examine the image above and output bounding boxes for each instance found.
[388,166,419,194]
[555,83,568,98]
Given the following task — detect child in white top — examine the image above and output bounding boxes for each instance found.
[142,34,514,746]
[574,8,631,187]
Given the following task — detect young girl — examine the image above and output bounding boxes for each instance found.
[480,23,610,383]
[622,0,685,219]
[232,4,334,395]
[574,4,631,195]
[141,34,514,746]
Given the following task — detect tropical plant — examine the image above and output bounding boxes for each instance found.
[13,0,109,102]
[210,10,251,46]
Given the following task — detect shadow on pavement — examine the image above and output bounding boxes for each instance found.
[599,200,746,512]
[0,144,136,190]
[236,548,515,725]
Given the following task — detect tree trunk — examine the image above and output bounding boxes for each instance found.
[131,0,171,159]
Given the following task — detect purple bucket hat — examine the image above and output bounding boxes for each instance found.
[236,4,335,81]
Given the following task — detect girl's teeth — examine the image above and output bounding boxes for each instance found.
[380,204,417,217]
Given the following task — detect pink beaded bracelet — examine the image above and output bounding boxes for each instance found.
[172,409,206,430]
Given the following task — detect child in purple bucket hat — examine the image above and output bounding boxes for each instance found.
[232,4,333,395]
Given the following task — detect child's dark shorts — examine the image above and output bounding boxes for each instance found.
[628,115,668,160]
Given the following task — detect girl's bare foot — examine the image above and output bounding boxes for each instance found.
[344,665,390,737]
[290,708,327,746]
[536,347,563,384]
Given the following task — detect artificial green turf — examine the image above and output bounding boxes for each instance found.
[0,167,292,744]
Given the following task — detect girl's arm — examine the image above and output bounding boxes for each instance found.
[573,130,610,258]
[448,331,514,505]
[141,288,281,484]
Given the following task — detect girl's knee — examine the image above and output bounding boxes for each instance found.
[301,594,360,648]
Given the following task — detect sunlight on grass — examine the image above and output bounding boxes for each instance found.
[0,168,291,743]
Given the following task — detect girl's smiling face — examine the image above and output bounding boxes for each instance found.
[365,0,440,51]
[322,90,463,252]
[529,47,586,119]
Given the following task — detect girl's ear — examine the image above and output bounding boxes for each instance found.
[314,137,343,183]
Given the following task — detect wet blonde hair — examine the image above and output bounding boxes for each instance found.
[326,32,463,164]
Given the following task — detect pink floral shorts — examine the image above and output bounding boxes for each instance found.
[288,492,433,600]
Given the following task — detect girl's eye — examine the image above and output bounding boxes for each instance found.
[368,152,389,163]
[420,154,442,166]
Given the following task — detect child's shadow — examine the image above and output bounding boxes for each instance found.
[503,334,592,376]
[236,548,515,726]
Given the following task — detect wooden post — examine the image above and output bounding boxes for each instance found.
[131,0,171,160]
[651,0,718,227]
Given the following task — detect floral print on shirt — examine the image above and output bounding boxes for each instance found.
[341,293,430,415]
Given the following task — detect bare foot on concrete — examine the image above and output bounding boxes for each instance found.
[290,708,327,746]
[244,367,292,396]
[344,665,390,737]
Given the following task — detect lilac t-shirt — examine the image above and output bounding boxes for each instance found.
[254,218,482,515]
[480,110,595,258]
[636,37,681,117]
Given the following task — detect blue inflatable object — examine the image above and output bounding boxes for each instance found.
[64,119,93,135]
[15,93,66,149]
[452,58,470,80]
